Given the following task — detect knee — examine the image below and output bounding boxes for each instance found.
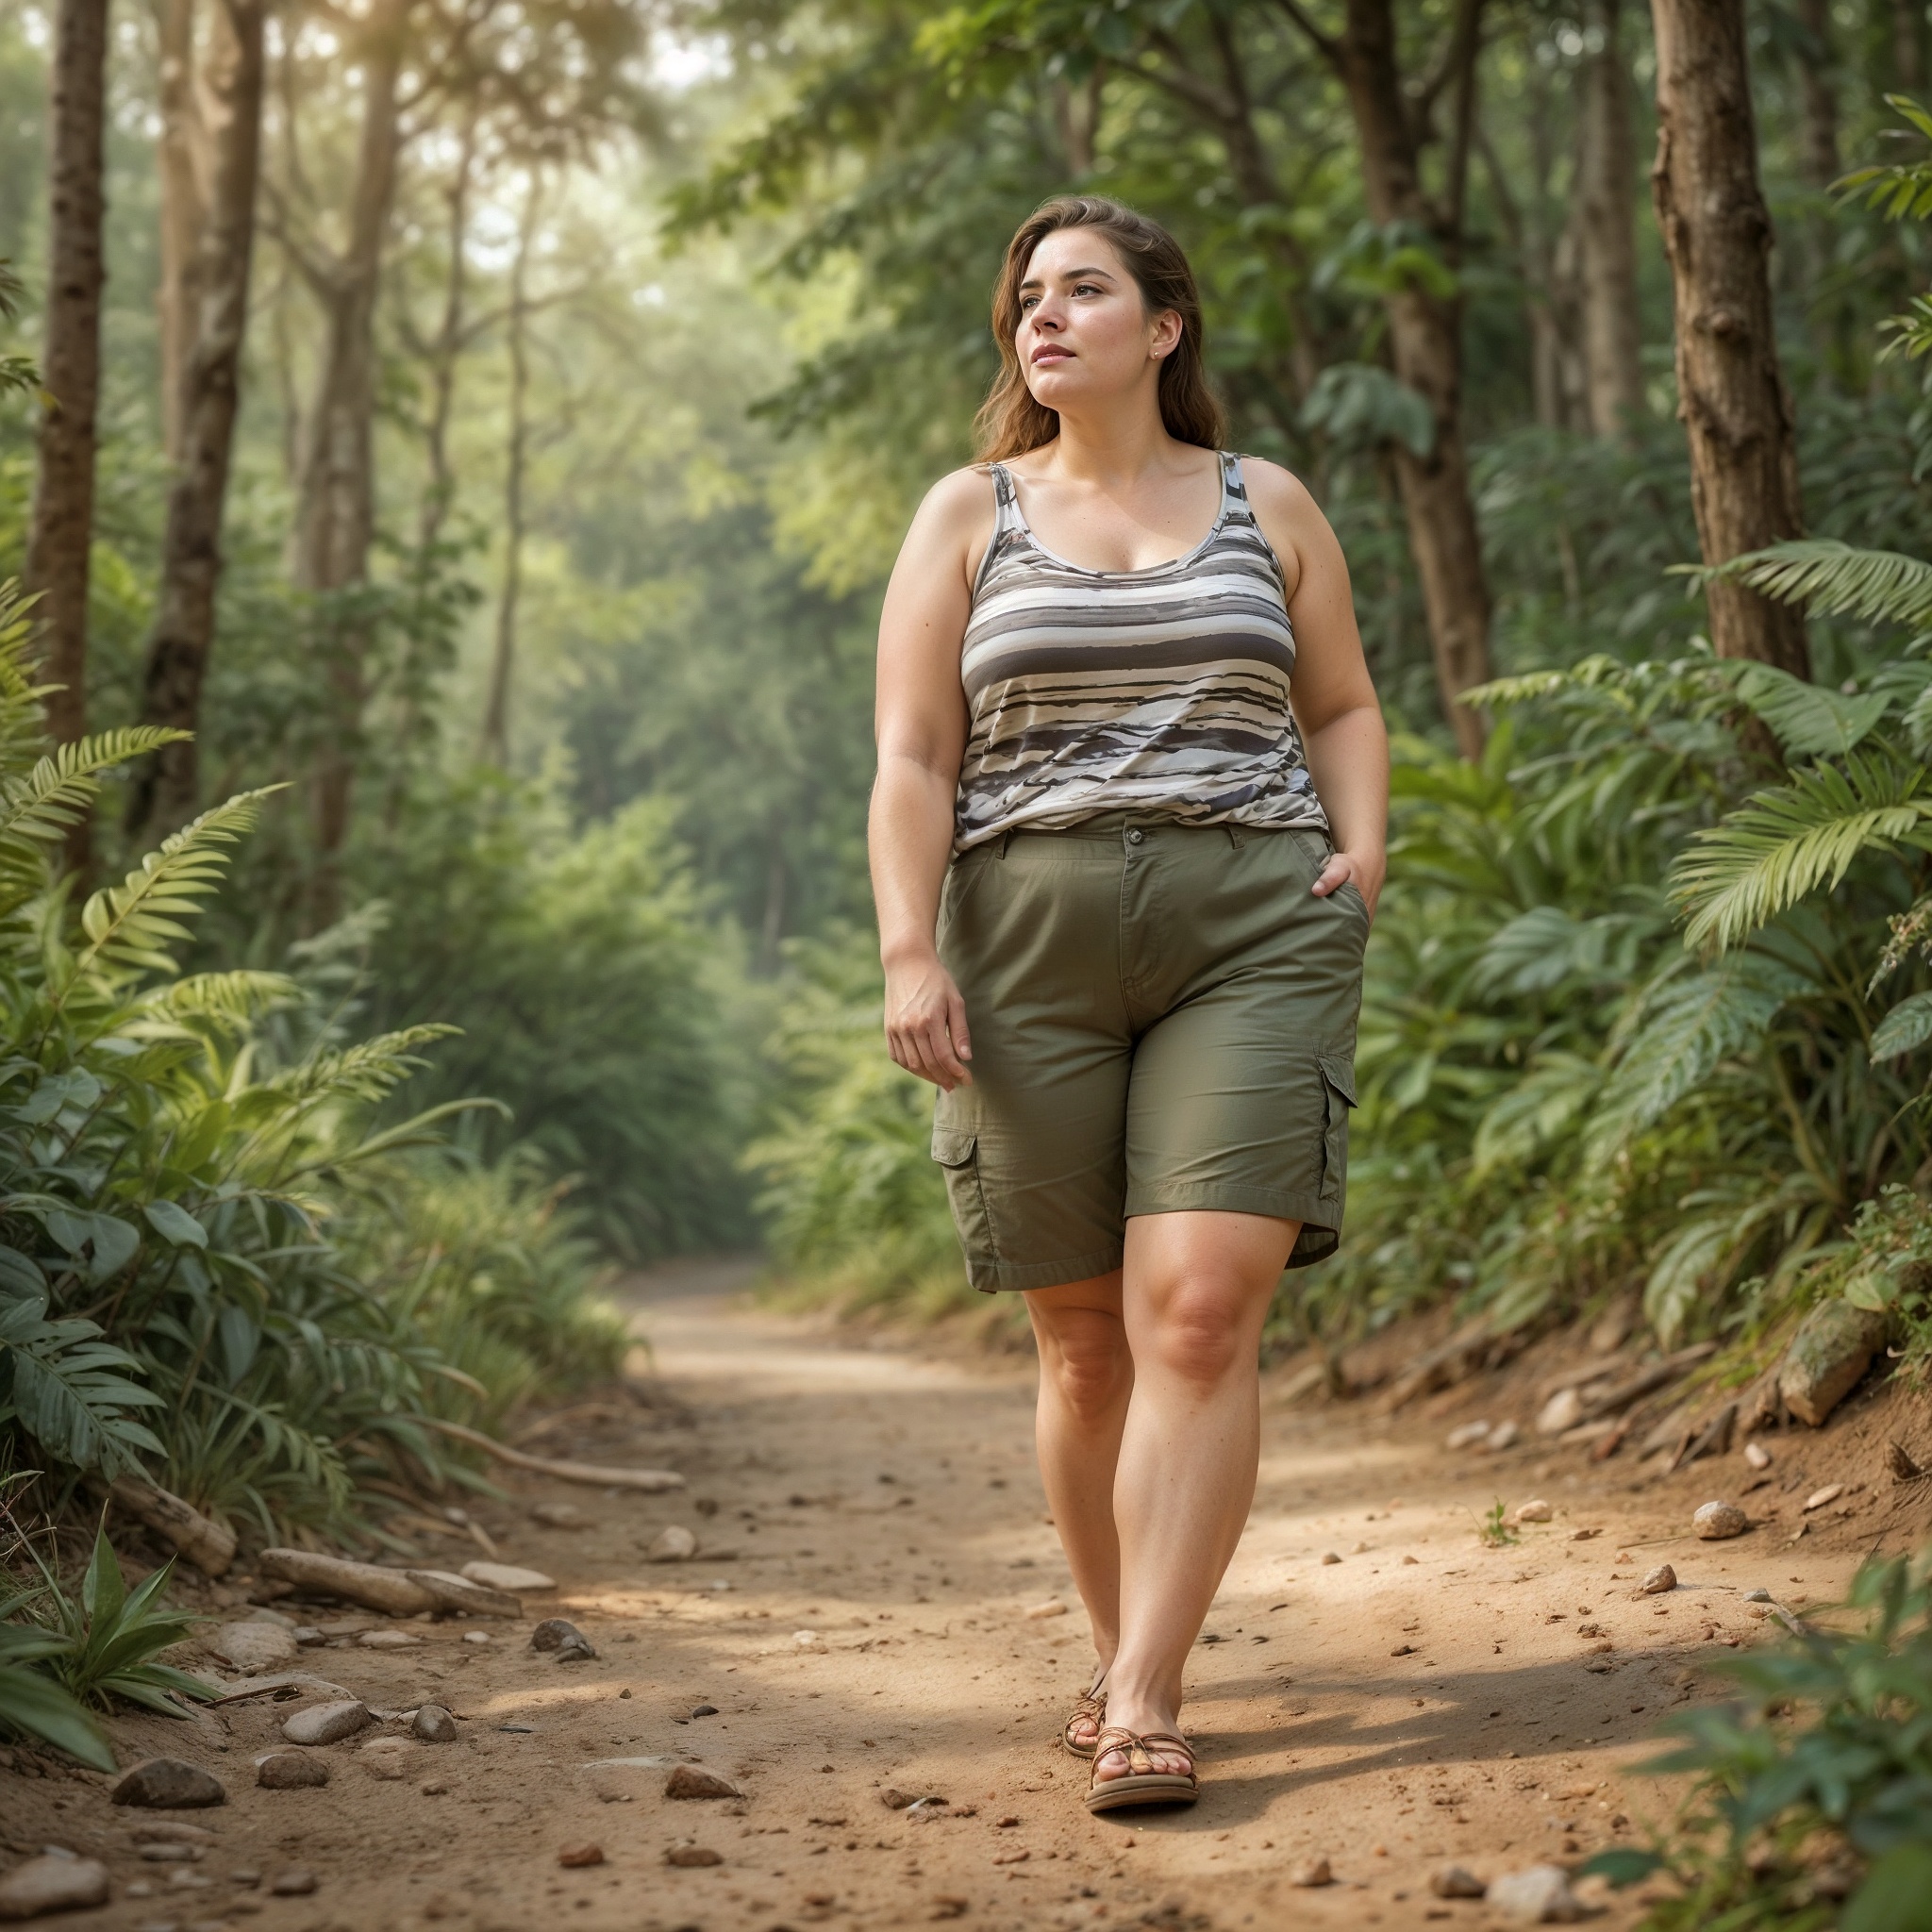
[1038,1313,1131,1422]
[1144,1281,1250,1390]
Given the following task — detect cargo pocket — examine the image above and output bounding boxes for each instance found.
[931,1124,997,1279]
[1317,1054,1357,1200]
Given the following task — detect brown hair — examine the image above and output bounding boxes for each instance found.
[974,195,1224,461]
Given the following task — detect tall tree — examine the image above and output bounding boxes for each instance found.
[154,0,208,463]
[126,0,267,840]
[1281,0,1494,755]
[24,0,110,875]
[1649,0,1809,678]
[1573,0,1645,438]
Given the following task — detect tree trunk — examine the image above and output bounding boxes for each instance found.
[24,0,109,876]
[126,0,265,841]
[154,0,207,464]
[291,0,408,867]
[1792,0,1839,191]
[480,175,539,768]
[1895,0,1924,92]
[1333,0,1493,757]
[1649,0,1809,678]
[417,100,476,555]
[1574,0,1645,438]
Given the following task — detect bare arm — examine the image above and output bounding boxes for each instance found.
[1241,458,1391,917]
[869,469,993,1090]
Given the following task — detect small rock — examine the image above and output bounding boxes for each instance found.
[530,1502,587,1528]
[647,1526,698,1562]
[1743,1441,1772,1471]
[461,1630,491,1645]
[664,1764,741,1801]
[1743,1587,1771,1603]
[1510,1499,1553,1524]
[269,1870,318,1896]
[1485,1863,1584,1923]
[256,1753,329,1790]
[1446,1422,1491,1450]
[1401,1554,1418,1565]
[1023,1599,1066,1620]
[210,1622,298,1673]
[530,1618,595,1660]
[291,1626,326,1647]
[1487,1420,1521,1451]
[665,1844,723,1868]
[1803,1483,1844,1512]
[137,1843,202,1863]
[1351,1541,1369,1554]
[1320,1552,1341,1566]
[357,1739,410,1780]
[1641,1563,1676,1594]
[422,1780,450,1795]
[459,1561,556,1593]
[1536,1389,1584,1437]
[412,1704,458,1743]
[358,1628,422,1649]
[110,1759,226,1809]
[130,1825,216,1845]
[558,1843,604,1869]
[1288,1856,1332,1888]
[1778,1300,1889,1427]
[281,1700,370,1746]
[689,1704,718,1719]
[1694,1501,1748,1540]
[1430,1865,1487,1899]
[0,1853,109,1919]
[792,1629,822,1647]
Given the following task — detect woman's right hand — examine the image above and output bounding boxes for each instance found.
[884,951,974,1091]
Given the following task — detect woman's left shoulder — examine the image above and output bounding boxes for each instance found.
[1229,453,1318,522]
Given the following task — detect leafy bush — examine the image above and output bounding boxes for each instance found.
[1591,1552,1932,1932]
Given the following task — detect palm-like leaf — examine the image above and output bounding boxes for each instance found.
[0,1292,165,1476]
[1711,539,1932,630]
[1670,752,1932,954]
[73,788,281,982]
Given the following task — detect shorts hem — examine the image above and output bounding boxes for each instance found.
[1124,1183,1341,1268]
[969,1244,1126,1294]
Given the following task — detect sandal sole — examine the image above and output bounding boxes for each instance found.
[1084,1774,1199,1814]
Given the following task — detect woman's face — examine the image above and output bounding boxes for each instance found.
[1015,227,1182,416]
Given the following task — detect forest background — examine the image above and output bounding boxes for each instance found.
[1,0,1931,1580]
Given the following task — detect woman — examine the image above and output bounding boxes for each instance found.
[869,195,1388,1814]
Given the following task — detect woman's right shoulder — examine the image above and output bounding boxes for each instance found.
[920,463,1002,523]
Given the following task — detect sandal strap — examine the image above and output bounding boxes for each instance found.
[1091,1726,1195,1781]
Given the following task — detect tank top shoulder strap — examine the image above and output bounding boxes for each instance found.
[1218,450,1250,523]
[982,460,1031,538]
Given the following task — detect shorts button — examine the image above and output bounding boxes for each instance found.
[1127,828,1143,845]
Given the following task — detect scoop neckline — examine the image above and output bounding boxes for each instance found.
[1000,452,1234,580]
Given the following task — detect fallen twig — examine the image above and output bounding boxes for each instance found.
[420,1416,684,1491]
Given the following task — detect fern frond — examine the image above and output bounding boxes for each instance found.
[268,1024,459,1108]
[1670,753,1932,954]
[72,788,282,982]
[1732,662,1893,757]
[142,972,300,1026]
[1709,539,1932,629]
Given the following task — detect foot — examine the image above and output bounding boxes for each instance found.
[1091,1707,1191,1782]
[1062,1663,1111,1756]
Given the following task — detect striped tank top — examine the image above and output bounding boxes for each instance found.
[955,450,1326,852]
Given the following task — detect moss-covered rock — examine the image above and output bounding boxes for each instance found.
[1777,1301,1890,1427]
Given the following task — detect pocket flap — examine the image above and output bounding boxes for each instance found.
[1318,1054,1357,1108]
[930,1125,978,1167]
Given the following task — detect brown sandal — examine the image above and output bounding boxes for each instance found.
[1060,1665,1110,1758]
[1084,1725,1198,1813]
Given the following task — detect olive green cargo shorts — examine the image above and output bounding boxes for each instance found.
[931,814,1368,1292]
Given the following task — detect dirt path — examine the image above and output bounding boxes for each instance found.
[3,1264,1878,1931]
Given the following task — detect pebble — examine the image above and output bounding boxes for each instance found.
[292,1626,326,1647]
[358,1629,422,1648]
[1485,1863,1584,1922]
[111,1759,227,1809]
[1023,1600,1066,1621]
[664,1764,741,1801]
[281,1701,371,1746]
[137,1844,202,1864]
[461,1630,491,1645]
[690,1704,718,1719]
[256,1753,329,1790]
[793,1629,822,1647]
[0,1853,110,1918]
[130,1825,215,1846]
[1430,1865,1487,1899]
[529,1502,587,1528]
[269,1871,318,1896]
[1641,1563,1676,1595]
[1320,1552,1341,1566]
[1510,1499,1553,1524]
[1288,1856,1332,1888]
[1744,1441,1772,1470]
[558,1844,605,1869]
[647,1526,698,1562]
[459,1561,556,1592]
[1445,1421,1490,1450]
[1487,1420,1520,1451]
[530,1618,596,1661]
[209,1622,298,1672]
[1535,1389,1583,1437]
[1743,1587,1772,1603]
[665,1844,723,1868]
[412,1704,459,1743]
[358,1739,410,1780]
[1694,1501,1748,1540]
[1804,1483,1844,1512]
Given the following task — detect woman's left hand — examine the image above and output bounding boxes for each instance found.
[1310,846,1385,922]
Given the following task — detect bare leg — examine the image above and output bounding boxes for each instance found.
[1094,1209,1297,1781]
[1024,1272,1131,1744]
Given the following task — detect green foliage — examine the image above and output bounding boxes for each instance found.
[1604,1552,1932,1931]
[1475,1500,1518,1548]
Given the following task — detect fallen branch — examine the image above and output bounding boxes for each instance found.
[1578,1341,1720,1421]
[420,1416,684,1491]
[256,1548,520,1618]
[107,1476,237,1577]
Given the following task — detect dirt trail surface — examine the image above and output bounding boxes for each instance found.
[3,1258,1899,1932]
